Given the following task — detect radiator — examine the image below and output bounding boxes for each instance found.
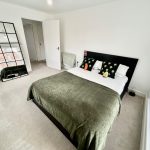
[62,52,76,69]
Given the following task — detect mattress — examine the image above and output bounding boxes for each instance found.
[68,67,128,95]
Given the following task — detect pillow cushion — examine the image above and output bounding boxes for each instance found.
[80,57,96,71]
[115,64,129,77]
[92,60,102,70]
[100,61,119,78]
[91,60,102,73]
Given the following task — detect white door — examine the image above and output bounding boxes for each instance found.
[43,20,61,70]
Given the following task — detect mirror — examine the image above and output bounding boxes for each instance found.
[14,52,22,60]
[0,54,5,63]
[1,44,12,53]
[16,60,24,66]
[4,53,15,62]
[7,62,16,67]
[0,33,9,43]
[0,23,5,32]
[11,44,20,52]
[0,22,24,71]
[4,23,15,33]
[8,34,18,43]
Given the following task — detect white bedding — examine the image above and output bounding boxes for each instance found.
[67,67,128,95]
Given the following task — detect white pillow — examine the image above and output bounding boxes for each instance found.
[115,64,129,77]
[92,60,102,70]
[91,60,102,73]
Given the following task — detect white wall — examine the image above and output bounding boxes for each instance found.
[0,1,51,71]
[55,0,150,95]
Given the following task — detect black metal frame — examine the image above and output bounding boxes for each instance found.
[0,21,28,81]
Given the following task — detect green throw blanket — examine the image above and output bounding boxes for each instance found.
[28,71,120,150]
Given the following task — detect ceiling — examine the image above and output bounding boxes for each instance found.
[0,0,115,14]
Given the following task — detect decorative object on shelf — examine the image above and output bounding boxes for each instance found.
[0,21,28,81]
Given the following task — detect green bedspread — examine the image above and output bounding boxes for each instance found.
[28,71,120,150]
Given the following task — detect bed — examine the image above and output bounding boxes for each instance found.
[28,51,138,150]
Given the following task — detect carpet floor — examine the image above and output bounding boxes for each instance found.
[0,62,144,150]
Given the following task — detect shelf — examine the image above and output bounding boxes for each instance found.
[0,60,23,63]
[0,52,11,54]
[0,42,19,44]
[6,61,16,63]
[0,51,21,54]
[0,21,13,24]
[15,59,23,61]
[0,61,6,64]
[0,62,6,64]
[0,32,15,34]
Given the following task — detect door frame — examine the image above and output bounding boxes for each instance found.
[24,23,38,62]
[22,18,46,70]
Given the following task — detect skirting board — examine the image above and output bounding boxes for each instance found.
[140,92,150,150]
[128,88,145,97]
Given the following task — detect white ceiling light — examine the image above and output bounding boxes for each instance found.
[47,0,53,6]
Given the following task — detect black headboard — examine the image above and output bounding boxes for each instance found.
[85,51,138,98]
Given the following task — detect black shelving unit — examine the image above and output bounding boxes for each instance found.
[0,21,28,81]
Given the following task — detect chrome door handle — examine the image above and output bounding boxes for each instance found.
[57,47,60,50]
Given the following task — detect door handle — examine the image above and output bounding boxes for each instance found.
[57,47,60,51]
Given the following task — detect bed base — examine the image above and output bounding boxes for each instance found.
[32,99,77,147]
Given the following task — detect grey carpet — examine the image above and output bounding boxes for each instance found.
[0,62,144,150]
